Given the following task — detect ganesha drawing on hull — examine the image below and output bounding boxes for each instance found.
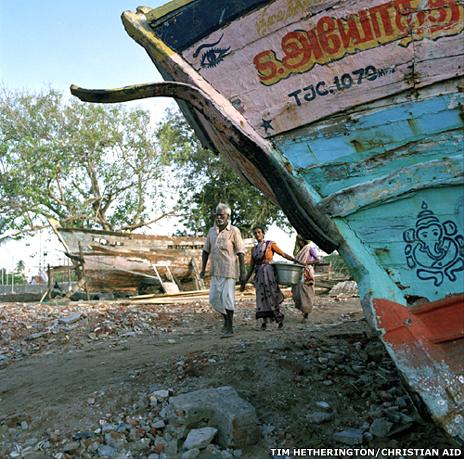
[404,202,464,287]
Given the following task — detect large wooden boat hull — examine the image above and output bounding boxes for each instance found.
[71,0,464,442]
[50,221,206,292]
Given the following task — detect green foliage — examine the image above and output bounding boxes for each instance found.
[0,88,167,234]
[15,260,25,274]
[156,109,289,237]
[0,267,27,285]
[53,269,78,283]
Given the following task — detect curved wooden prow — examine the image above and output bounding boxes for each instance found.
[70,82,340,252]
[71,81,237,135]
[72,82,210,109]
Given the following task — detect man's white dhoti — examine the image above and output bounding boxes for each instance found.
[209,276,236,314]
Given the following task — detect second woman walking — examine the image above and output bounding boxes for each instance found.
[241,226,300,330]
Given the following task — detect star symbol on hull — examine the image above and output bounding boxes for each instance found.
[260,118,274,135]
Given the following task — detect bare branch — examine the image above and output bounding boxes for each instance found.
[120,211,180,232]
[0,224,48,242]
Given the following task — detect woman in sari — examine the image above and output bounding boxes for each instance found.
[292,236,320,321]
[241,226,299,329]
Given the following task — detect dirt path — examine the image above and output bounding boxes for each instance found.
[0,297,454,458]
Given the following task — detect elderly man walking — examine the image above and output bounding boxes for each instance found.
[200,203,246,337]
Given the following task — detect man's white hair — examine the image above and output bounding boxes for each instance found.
[216,203,231,216]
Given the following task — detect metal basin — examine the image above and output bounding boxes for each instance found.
[272,262,304,286]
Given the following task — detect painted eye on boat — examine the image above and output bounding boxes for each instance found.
[199,47,230,69]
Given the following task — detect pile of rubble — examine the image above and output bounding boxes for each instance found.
[2,386,257,459]
[0,300,217,368]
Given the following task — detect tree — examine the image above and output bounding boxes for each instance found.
[0,88,170,235]
[156,108,289,237]
[14,260,27,284]
[15,260,25,274]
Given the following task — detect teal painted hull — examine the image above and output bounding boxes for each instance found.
[276,89,464,305]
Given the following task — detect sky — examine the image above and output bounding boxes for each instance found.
[0,0,173,112]
[0,0,295,277]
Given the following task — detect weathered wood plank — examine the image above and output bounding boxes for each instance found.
[318,158,463,217]
[177,0,463,136]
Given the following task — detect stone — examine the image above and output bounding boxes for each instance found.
[59,313,82,325]
[388,422,414,436]
[306,411,334,424]
[399,413,415,424]
[368,405,383,418]
[260,424,275,435]
[351,365,365,372]
[116,423,129,433]
[62,441,80,452]
[315,401,331,411]
[98,444,116,457]
[363,432,374,442]
[105,432,127,448]
[358,375,373,385]
[329,281,358,297]
[0,354,8,369]
[167,386,259,448]
[164,438,179,456]
[359,422,370,432]
[181,449,200,459]
[396,395,409,407]
[102,423,118,433]
[153,437,167,454]
[113,451,132,459]
[333,429,364,445]
[365,341,385,362]
[384,407,401,423]
[183,427,218,450]
[24,453,50,459]
[88,442,100,453]
[152,420,166,429]
[369,418,393,438]
[151,389,170,400]
[197,444,223,459]
[135,438,151,450]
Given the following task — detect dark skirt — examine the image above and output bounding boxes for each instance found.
[254,263,284,323]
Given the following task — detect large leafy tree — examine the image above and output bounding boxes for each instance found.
[156,108,289,237]
[0,88,170,236]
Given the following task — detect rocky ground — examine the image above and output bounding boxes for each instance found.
[0,292,455,459]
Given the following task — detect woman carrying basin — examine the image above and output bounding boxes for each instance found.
[241,226,300,330]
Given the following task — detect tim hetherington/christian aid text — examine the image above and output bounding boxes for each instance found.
[270,448,463,457]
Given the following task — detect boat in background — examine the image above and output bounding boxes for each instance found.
[49,219,206,293]
[71,0,464,442]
